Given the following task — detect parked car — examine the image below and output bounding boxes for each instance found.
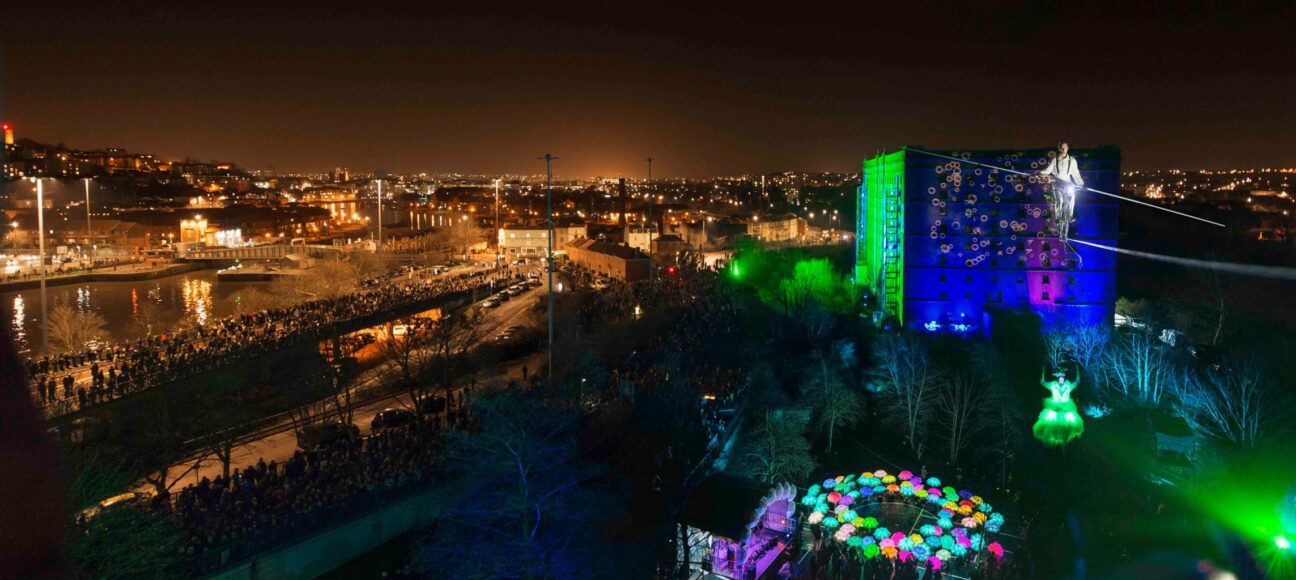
[370,408,416,431]
[80,490,157,520]
[416,394,448,415]
[297,420,358,450]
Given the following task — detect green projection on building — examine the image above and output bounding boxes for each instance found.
[856,150,906,324]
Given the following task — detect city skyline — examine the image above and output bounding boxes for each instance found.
[5,4,1296,177]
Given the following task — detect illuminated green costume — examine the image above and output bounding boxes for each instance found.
[1033,369,1084,446]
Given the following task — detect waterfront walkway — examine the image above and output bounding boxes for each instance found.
[0,259,200,292]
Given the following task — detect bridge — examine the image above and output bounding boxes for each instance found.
[45,281,496,425]
[181,243,346,261]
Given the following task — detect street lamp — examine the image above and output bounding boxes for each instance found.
[646,156,653,282]
[494,178,502,264]
[538,153,558,386]
[375,178,383,249]
[32,178,49,353]
[84,178,93,264]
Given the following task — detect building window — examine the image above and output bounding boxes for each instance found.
[939,291,948,299]
[1042,291,1050,301]
[1043,275,1050,284]
[939,274,947,282]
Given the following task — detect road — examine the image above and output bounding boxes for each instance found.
[138,275,549,493]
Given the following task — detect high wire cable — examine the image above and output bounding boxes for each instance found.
[1069,239,1296,281]
[897,146,1226,228]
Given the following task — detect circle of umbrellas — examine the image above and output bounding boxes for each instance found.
[801,469,1006,571]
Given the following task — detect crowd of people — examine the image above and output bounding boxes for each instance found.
[570,261,747,448]
[29,265,527,417]
[165,416,450,573]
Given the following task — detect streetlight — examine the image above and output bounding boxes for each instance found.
[646,157,653,281]
[538,153,558,386]
[32,178,49,353]
[375,178,383,249]
[84,178,94,264]
[494,178,502,265]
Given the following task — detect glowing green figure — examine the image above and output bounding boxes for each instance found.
[1033,368,1084,446]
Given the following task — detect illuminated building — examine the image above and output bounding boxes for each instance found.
[499,224,587,258]
[3,122,12,145]
[565,238,649,282]
[748,213,806,243]
[677,474,798,580]
[855,147,1120,333]
[624,225,658,253]
[299,186,360,224]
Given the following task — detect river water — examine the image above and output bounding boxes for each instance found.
[1,268,268,357]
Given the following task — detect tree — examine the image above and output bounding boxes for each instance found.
[47,305,108,354]
[745,362,787,411]
[806,349,862,454]
[413,390,609,577]
[1044,323,1110,376]
[1199,269,1233,346]
[131,300,193,337]
[4,228,34,249]
[191,376,259,481]
[934,372,991,465]
[773,258,857,341]
[1169,357,1268,448]
[871,332,942,458]
[129,398,207,497]
[1103,330,1171,405]
[68,503,183,579]
[969,345,1023,487]
[1070,324,1111,373]
[736,411,816,483]
[443,218,488,256]
[348,249,392,280]
[1043,328,1070,370]
[424,309,486,398]
[379,318,441,416]
[380,311,484,415]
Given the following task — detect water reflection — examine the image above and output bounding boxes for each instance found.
[0,269,263,355]
[182,277,212,327]
[12,294,25,349]
[76,286,92,312]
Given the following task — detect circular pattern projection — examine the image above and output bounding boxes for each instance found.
[801,469,1006,571]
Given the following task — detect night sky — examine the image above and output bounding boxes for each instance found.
[4,3,1295,177]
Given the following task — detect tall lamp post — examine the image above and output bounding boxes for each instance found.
[84,178,93,264]
[538,153,558,386]
[494,178,502,265]
[34,178,49,353]
[645,156,653,281]
[375,178,383,249]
